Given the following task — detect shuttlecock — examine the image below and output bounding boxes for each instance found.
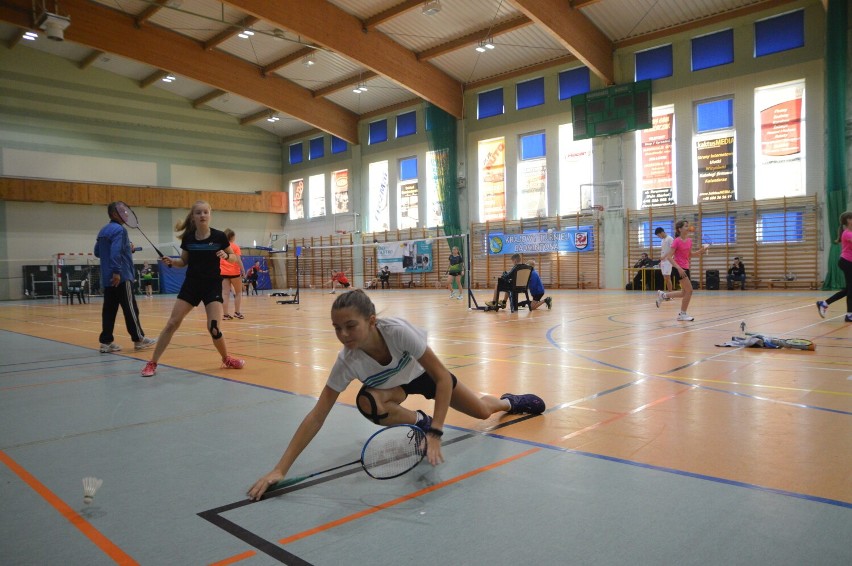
[82,477,103,505]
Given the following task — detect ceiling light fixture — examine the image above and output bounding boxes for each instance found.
[237,29,254,39]
[422,0,441,16]
[484,37,495,49]
[162,74,176,83]
[302,53,316,67]
[267,114,280,123]
[22,31,38,41]
[476,37,496,52]
[352,82,368,94]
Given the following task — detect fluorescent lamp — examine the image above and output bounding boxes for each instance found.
[422,0,441,16]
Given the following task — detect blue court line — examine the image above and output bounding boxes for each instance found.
[545,324,852,416]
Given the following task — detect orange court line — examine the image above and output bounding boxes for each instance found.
[0,450,139,565]
[278,447,540,546]
[208,550,257,566]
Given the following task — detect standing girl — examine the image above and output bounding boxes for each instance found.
[816,211,852,321]
[220,229,245,319]
[141,261,154,298]
[247,289,544,500]
[447,245,464,300]
[655,220,706,321]
[141,201,245,377]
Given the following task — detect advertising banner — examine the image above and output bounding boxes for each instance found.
[479,137,506,221]
[487,228,594,255]
[696,135,735,202]
[376,240,433,273]
[518,159,547,218]
[640,113,675,207]
[755,81,805,199]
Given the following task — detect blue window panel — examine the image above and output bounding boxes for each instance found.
[696,98,733,132]
[558,67,590,101]
[701,215,737,245]
[692,29,734,71]
[331,136,348,154]
[396,111,417,138]
[477,88,504,119]
[400,157,417,181]
[369,120,388,145]
[755,10,804,57]
[516,77,545,110]
[635,44,673,81]
[758,212,803,243]
[519,132,546,161]
[639,220,675,248]
[309,137,324,160]
[289,143,303,165]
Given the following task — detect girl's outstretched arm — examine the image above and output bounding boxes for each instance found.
[248,385,341,500]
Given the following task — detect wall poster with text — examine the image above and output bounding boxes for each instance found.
[695,134,735,202]
[478,137,506,221]
[332,169,349,214]
[289,178,304,220]
[369,160,389,232]
[425,150,445,228]
[517,159,547,218]
[755,80,805,200]
[639,110,675,208]
[308,173,326,218]
[398,181,419,229]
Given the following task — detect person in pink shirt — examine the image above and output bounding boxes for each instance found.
[816,211,852,321]
[655,219,707,321]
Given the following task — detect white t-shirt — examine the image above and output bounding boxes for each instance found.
[325,317,428,393]
[659,235,674,261]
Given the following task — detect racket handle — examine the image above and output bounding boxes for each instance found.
[268,475,310,490]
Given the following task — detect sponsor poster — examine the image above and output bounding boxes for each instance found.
[332,169,349,214]
[696,135,735,202]
[518,159,547,218]
[426,150,445,227]
[289,179,304,219]
[487,228,595,255]
[479,137,506,221]
[376,240,433,273]
[309,173,325,218]
[640,113,675,207]
[755,81,805,199]
[369,160,389,231]
[398,181,419,229]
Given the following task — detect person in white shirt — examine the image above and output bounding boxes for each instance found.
[247,289,545,500]
[655,226,674,294]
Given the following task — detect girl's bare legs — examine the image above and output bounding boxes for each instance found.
[232,279,243,314]
[149,299,194,363]
[204,301,229,359]
[221,279,231,316]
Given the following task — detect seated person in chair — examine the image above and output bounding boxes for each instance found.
[727,257,747,290]
[378,265,391,289]
[485,253,525,310]
[628,253,658,290]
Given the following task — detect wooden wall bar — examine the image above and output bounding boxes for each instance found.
[0,176,287,214]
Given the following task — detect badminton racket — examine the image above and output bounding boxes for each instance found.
[701,234,713,254]
[113,201,168,264]
[266,424,427,492]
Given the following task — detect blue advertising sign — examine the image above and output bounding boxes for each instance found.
[487,228,595,254]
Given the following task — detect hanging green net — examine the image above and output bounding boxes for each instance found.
[425,103,461,251]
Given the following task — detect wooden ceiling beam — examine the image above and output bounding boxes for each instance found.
[362,0,422,31]
[222,0,463,118]
[0,0,359,143]
[313,71,378,98]
[512,0,614,85]
[135,0,169,27]
[203,15,259,51]
[417,16,533,61]
[261,46,316,77]
[192,89,228,108]
[140,69,169,88]
[240,108,275,126]
[78,50,104,69]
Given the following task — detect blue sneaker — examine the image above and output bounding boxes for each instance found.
[500,393,545,415]
[415,409,432,432]
[816,301,828,318]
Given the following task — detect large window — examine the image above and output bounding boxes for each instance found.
[754,80,805,200]
[558,67,590,101]
[425,150,445,228]
[558,123,592,214]
[332,169,349,214]
[308,173,325,218]
[637,106,675,208]
[635,44,673,81]
[289,178,304,220]
[477,89,504,120]
[309,137,324,160]
[516,77,545,110]
[369,160,390,232]
[639,220,675,248]
[478,137,506,221]
[331,136,348,155]
[518,132,547,218]
[396,111,417,138]
[398,157,418,229]
[289,143,303,165]
[701,215,737,245]
[694,98,735,202]
[369,120,388,145]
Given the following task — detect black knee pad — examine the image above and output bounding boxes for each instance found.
[209,320,223,340]
[356,387,388,424]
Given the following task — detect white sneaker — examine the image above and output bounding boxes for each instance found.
[328,290,336,294]
[677,312,694,321]
[655,290,666,308]
[134,337,157,351]
[99,343,121,353]
[449,292,456,299]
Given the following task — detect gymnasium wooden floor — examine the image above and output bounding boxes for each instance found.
[1,287,850,565]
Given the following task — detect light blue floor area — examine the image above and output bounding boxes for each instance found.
[1,330,850,565]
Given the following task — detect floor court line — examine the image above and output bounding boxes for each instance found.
[0,450,139,565]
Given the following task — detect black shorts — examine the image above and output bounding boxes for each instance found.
[177,277,223,306]
[337,281,351,288]
[531,292,543,301]
[399,371,458,400]
[222,274,241,280]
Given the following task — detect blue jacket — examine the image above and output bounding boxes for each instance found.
[94,220,135,286]
[529,269,544,296]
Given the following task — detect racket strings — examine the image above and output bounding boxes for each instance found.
[361,426,426,479]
